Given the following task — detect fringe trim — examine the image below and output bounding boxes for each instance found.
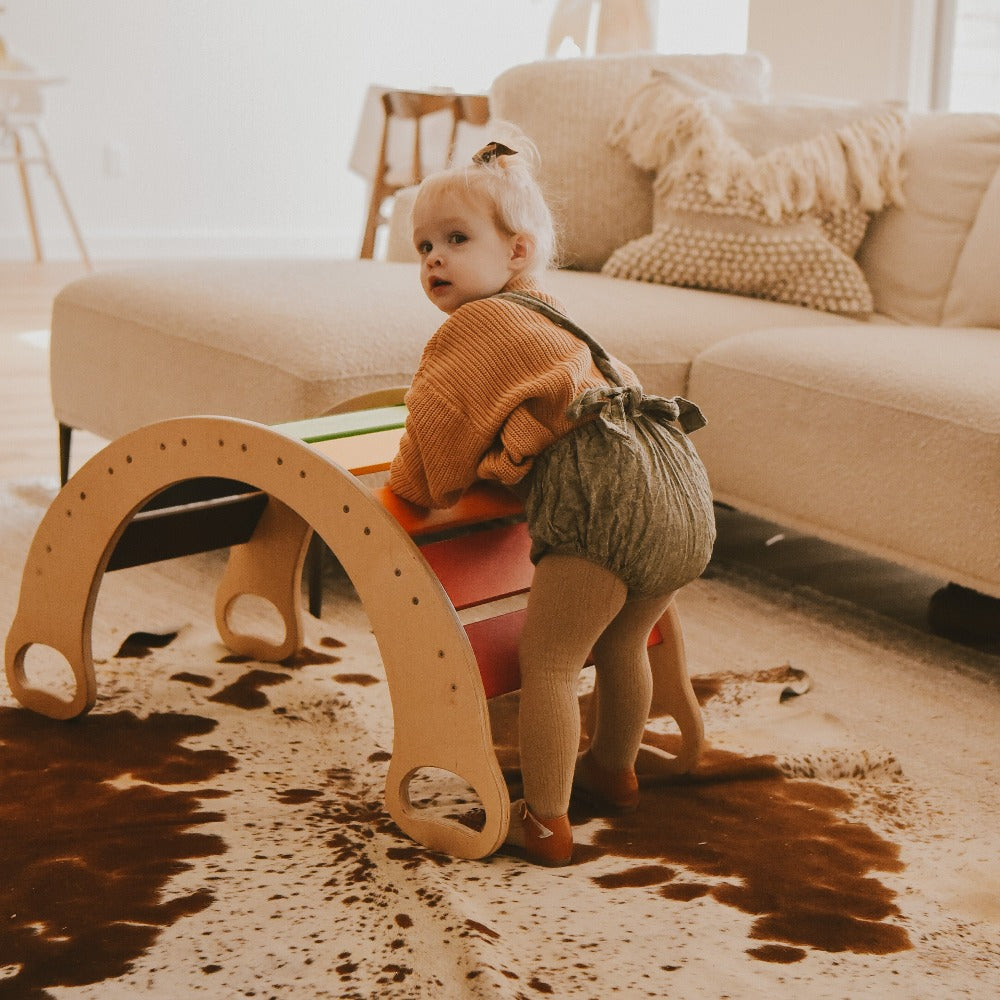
[609,78,908,221]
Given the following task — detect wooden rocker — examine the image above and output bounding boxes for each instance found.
[4,410,704,860]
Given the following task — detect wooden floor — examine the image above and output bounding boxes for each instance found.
[0,261,995,657]
[0,261,107,482]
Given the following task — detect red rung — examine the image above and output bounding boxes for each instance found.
[419,522,533,610]
[465,609,525,699]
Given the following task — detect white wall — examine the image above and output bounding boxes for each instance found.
[747,0,938,106]
[1,0,939,263]
[0,0,557,261]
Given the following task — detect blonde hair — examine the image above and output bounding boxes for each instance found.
[413,129,558,274]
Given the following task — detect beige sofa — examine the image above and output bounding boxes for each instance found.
[49,52,1000,608]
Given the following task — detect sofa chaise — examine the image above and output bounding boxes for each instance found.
[48,52,1000,617]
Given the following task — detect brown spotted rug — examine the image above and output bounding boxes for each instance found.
[1,478,998,999]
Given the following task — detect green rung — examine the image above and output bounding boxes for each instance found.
[274,405,408,443]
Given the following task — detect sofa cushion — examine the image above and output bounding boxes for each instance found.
[602,71,906,317]
[50,260,442,440]
[943,161,1000,328]
[688,325,1000,595]
[856,111,1000,326]
[489,52,771,272]
[545,270,859,397]
[50,259,859,445]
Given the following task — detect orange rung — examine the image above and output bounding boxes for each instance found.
[374,481,524,538]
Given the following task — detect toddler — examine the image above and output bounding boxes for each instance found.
[388,138,716,865]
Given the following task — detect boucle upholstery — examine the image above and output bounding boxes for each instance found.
[688,326,1000,597]
[944,160,1000,328]
[51,262,857,441]
[51,261,440,439]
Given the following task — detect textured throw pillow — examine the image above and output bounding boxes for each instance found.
[602,71,908,316]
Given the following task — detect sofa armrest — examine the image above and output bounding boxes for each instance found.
[386,187,419,264]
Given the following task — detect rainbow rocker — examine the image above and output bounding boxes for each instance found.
[4,404,704,860]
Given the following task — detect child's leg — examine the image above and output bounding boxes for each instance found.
[588,591,674,771]
[517,554,627,819]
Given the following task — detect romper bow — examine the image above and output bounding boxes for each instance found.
[567,385,707,438]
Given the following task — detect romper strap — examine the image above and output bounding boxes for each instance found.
[495,290,625,388]
[494,290,707,434]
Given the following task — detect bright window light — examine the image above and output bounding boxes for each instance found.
[943,0,1000,111]
[654,0,749,54]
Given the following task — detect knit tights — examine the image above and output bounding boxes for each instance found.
[517,554,673,819]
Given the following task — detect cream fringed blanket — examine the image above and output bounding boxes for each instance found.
[1,479,998,998]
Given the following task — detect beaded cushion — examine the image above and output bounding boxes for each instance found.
[602,71,907,317]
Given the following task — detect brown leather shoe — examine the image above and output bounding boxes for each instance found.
[573,750,640,813]
[505,799,573,867]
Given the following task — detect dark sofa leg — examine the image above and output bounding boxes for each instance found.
[306,533,325,618]
[59,423,73,485]
[928,583,1000,645]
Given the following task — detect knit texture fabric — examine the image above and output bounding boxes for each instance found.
[516,555,629,819]
[603,70,908,316]
[388,276,638,508]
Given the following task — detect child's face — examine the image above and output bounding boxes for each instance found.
[412,188,527,314]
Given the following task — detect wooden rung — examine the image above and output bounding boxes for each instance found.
[420,521,533,610]
[107,491,269,571]
[466,608,525,699]
[308,427,405,476]
[275,405,407,442]
[466,609,665,701]
[375,481,524,538]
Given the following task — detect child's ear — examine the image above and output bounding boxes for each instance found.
[509,234,534,272]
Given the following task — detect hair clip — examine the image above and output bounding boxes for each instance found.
[472,141,518,165]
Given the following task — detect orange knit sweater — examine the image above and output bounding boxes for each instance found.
[388,277,638,509]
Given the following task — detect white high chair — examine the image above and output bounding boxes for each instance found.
[0,61,91,266]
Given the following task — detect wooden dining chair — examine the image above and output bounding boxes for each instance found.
[0,66,91,266]
[359,90,491,259]
[359,90,457,260]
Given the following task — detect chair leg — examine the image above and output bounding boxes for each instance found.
[30,123,92,269]
[59,423,73,485]
[360,112,392,259]
[928,583,1000,644]
[11,128,43,263]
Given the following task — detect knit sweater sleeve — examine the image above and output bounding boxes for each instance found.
[388,377,496,509]
[387,291,592,508]
[387,298,521,508]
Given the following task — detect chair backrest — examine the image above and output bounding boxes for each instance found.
[454,93,490,128]
[380,90,459,187]
[361,88,492,258]
[448,93,491,167]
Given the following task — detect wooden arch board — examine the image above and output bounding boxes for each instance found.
[3,415,509,860]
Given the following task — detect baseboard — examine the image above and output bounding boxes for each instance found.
[0,226,360,261]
